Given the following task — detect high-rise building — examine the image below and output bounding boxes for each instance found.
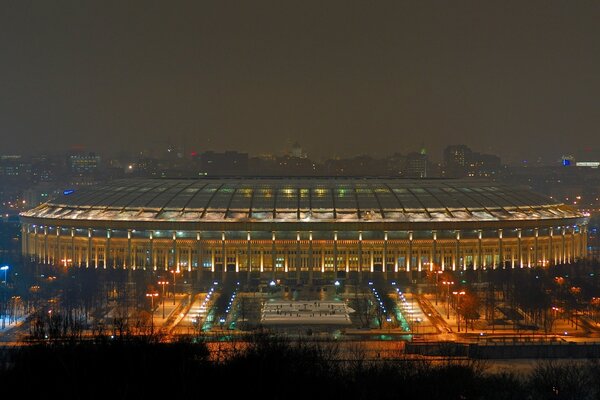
[405,149,428,178]
[444,145,472,177]
[68,152,100,174]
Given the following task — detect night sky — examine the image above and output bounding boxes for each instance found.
[1,1,598,162]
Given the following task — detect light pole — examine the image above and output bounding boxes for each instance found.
[435,270,443,305]
[1,265,9,284]
[442,281,454,319]
[158,281,169,318]
[171,269,180,305]
[453,290,465,332]
[146,292,158,333]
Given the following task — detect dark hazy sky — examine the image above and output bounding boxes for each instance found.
[1,1,598,162]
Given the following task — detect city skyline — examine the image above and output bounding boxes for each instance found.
[1,1,598,162]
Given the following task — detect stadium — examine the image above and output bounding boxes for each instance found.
[19,178,589,282]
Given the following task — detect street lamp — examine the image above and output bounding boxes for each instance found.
[170,269,181,305]
[158,281,169,318]
[1,265,9,284]
[146,292,159,333]
[435,270,443,305]
[453,290,466,332]
[442,281,454,319]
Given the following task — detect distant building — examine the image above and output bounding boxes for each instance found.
[290,142,307,159]
[405,149,428,178]
[444,145,472,177]
[0,155,31,180]
[200,151,248,175]
[68,152,100,174]
[444,145,501,178]
[23,183,61,208]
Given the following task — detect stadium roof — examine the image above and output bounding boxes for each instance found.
[21,178,582,224]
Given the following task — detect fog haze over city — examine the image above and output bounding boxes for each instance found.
[1,1,599,162]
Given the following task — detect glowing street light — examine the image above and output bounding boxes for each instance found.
[453,290,466,332]
[146,292,159,333]
[434,270,443,305]
[442,280,454,319]
[170,269,181,305]
[157,280,169,318]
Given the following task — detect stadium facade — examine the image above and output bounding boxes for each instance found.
[19,178,589,281]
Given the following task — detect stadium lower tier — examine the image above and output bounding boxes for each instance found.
[21,225,588,278]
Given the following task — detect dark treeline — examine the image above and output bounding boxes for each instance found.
[1,335,600,400]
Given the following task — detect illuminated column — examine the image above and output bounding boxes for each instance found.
[133,243,137,269]
[454,231,460,271]
[562,227,566,264]
[127,229,132,269]
[70,228,75,267]
[498,229,503,269]
[105,229,111,269]
[369,248,374,273]
[431,231,437,271]
[164,245,169,270]
[517,229,522,268]
[345,247,349,273]
[260,248,264,273]
[383,232,388,274]
[571,228,575,263]
[534,228,539,267]
[187,245,192,272]
[221,232,226,278]
[271,232,276,280]
[211,248,215,273]
[417,246,422,272]
[196,232,202,270]
[407,231,413,272]
[295,232,301,282]
[358,231,363,276]
[542,237,547,266]
[510,244,515,269]
[33,226,39,262]
[173,231,179,271]
[321,247,325,274]
[247,232,252,281]
[94,235,98,268]
[31,226,36,262]
[149,231,155,270]
[477,230,483,269]
[549,228,554,265]
[55,228,61,266]
[441,247,445,271]
[44,226,48,264]
[234,247,239,273]
[334,231,338,276]
[87,229,92,268]
[308,231,313,283]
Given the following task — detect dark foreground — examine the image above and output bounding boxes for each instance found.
[1,336,600,400]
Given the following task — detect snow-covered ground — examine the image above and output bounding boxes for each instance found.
[261,300,354,325]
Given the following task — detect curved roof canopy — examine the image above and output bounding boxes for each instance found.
[21,178,582,224]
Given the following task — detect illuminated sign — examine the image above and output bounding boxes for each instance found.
[63,189,75,195]
[575,162,600,168]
